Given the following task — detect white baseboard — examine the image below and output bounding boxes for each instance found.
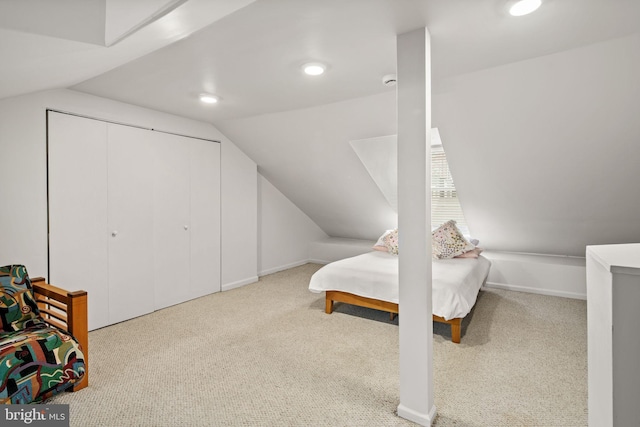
[482,251,586,300]
[222,276,258,292]
[307,258,330,265]
[484,281,586,300]
[259,260,309,277]
[397,403,437,426]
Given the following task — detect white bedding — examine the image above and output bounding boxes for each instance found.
[309,251,491,320]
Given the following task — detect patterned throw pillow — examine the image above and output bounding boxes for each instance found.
[383,229,399,255]
[373,229,394,252]
[431,220,475,259]
[0,265,42,332]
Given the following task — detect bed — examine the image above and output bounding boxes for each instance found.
[309,251,491,343]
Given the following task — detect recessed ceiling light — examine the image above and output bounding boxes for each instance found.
[199,93,220,104]
[302,63,326,76]
[509,0,542,16]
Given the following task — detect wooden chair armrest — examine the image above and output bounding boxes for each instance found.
[30,277,89,391]
[31,277,87,304]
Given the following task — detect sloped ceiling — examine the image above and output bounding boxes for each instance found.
[350,135,398,212]
[215,32,640,256]
[218,92,399,240]
[434,33,640,256]
[3,0,640,256]
[0,0,189,46]
[0,0,256,99]
[0,0,107,45]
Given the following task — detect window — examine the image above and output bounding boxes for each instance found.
[349,130,470,235]
[431,143,469,234]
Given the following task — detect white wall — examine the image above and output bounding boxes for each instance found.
[218,33,640,257]
[433,32,640,257]
[213,33,640,300]
[0,93,49,275]
[0,88,258,290]
[308,238,375,264]
[221,140,258,290]
[258,174,327,276]
[483,251,586,300]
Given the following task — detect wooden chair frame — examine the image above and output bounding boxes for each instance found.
[30,277,88,391]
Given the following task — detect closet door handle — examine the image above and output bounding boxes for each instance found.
[111,231,118,237]
[184,225,189,231]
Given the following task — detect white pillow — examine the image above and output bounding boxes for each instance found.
[455,247,484,258]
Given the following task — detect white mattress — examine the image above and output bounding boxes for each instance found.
[309,251,491,320]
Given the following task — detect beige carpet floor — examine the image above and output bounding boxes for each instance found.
[49,263,587,426]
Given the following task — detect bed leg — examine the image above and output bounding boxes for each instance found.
[390,312,397,321]
[325,297,333,314]
[451,318,461,344]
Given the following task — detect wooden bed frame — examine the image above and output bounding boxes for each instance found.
[31,277,89,391]
[325,290,463,344]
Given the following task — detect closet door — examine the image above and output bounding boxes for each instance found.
[48,112,110,330]
[49,113,221,328]
[153,132,191,308]
[107,124,155,324]
[190,139,221,298]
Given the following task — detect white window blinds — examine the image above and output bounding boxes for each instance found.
[431,144,469,234]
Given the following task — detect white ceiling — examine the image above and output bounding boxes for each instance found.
[3,0,640,122]
[3,0,640,253]
[0,0,194,46]
[0,0,256,100]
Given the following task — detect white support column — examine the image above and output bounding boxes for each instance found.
[396,27,435,426]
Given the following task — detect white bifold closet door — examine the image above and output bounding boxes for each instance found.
[152,133,221,307]
[107,124,155,324]
[189,138,221,299]
[153,132,191,308]
[48,113,110,330]
[48,111,220,330]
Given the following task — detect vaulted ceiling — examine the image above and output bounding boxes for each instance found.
[2,0,640,256]
[3,0,639,120]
